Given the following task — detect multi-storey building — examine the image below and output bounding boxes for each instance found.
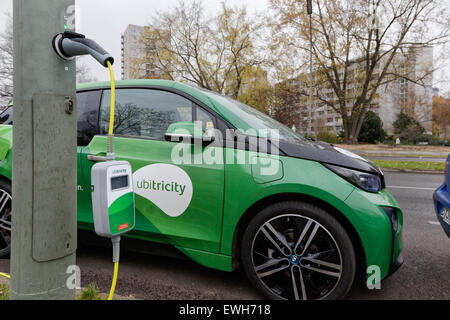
[121,24,162,80]
[295,46,434,135]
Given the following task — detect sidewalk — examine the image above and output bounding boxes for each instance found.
[338,144,448,173]
[338,144,449,159]
[351,149,448,157]
[340,143,448,152]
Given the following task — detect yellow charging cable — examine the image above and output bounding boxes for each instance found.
[107,60,115,155]
[107,60,115,135]
[0,272,10,279]
[106,60,119,301]
[107,262,119,300]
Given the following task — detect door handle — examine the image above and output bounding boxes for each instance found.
[164,132,193,142]
[87,154,107,162]
[164,133,215,145]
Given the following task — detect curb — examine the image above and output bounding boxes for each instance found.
[380,168,444,174]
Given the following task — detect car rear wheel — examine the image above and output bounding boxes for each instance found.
[0,179,11,258]
[241,201,356,300]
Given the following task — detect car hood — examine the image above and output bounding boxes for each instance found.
[278,139,383,176]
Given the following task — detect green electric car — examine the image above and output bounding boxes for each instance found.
[0,80,403,300]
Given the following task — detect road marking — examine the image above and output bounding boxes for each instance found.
[388,186,436,191]
[428,221,440,225]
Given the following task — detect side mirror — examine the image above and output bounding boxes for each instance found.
[164,121,215,145]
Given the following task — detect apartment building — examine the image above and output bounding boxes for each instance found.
[121,24,162,80]
[295,46,434,135]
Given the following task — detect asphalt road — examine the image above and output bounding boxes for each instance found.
[0,172,448,300]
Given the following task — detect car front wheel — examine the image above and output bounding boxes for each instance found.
[241,201,356,300]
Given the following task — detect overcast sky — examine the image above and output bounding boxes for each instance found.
[0,0,267,83]
[0,0,448,93]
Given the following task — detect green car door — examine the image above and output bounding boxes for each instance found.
[79,87,225,253]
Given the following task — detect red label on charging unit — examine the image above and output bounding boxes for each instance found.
[118,223,129,231]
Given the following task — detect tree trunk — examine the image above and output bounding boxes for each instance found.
[342,117,359,144]
[344,134,359,145]
[343,122,359,144]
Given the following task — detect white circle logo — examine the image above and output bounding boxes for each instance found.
[133,164,193,217]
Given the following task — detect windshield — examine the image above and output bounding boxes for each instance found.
[203,91,305,143]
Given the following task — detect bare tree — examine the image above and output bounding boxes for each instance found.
[0,14,13,107]
[76,59,98,84]
[270,0,450,144]
[133,0,265,99]
[270,80,303,128]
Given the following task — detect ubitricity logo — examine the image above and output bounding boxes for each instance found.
[133,164,193,217]
[136,179,187,196]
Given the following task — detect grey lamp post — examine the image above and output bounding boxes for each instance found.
[11,0,77,300]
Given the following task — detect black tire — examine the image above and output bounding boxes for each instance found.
[0,179,12,258]
[241,201,356,300]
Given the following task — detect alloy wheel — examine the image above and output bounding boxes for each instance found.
[251,214,343,300]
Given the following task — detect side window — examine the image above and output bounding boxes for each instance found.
[76,90,102,146]
[100,89,193,141]
[196,106,216,132]
[0,107,13,125]
[196,105,230,139]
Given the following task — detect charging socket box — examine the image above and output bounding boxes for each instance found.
[91,161,135,238]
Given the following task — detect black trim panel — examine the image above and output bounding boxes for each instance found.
[279,140,383,176]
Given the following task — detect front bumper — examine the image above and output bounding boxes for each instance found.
[345,188,404,280]
[386,252,404,279]
[433,185,450,238]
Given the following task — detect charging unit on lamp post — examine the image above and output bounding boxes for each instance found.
[91,160,135,291]
[91,161,135,238]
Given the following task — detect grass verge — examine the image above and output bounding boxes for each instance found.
[372,160,445,172]
[77,283,105,300]
[0,282,124,300]
[0,284,9,300]
[0,283,106,300]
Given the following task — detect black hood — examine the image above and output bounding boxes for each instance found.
[278,139,383,176]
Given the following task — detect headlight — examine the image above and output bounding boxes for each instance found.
[324,164,382,193]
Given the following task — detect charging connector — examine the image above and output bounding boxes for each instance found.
[52,31,114,67]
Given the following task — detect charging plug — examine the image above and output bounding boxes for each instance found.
[52,31,114,67]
